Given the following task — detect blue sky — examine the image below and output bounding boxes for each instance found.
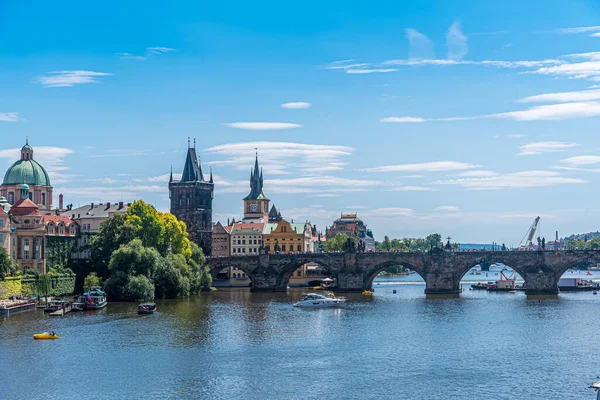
[3,0,600,245]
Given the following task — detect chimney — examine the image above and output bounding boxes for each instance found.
[119,201,124,209]
[556,231,559,241]
[105,203,110,210]
[59,194,64,210]
[90,202,94,209]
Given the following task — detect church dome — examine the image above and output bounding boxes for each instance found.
[3,159,51,186]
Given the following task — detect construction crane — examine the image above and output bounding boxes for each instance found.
[519,216,540,248]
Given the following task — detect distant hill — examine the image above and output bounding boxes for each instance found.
[565,231,600,242]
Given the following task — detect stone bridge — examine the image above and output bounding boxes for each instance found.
[206,250,600,295]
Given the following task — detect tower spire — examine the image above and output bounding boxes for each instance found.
[169,165,173,183]
[188,137,190,148]
[209,166,213,183]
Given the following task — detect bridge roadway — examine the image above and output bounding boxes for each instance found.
[206,250,600,295]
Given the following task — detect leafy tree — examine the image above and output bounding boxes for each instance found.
[159,212,192,259]
[425,233,443,250]
[590,237,600,249]
[37,274,52,303]
[0,248,12,280]
[155,254,190,299]
[381,236,391,251]
[567,239,588,250]
[126,275,155,301]
[324,233,351,252]
[83,272,101,292]
[125,201,163,250]
[90,213,138,277]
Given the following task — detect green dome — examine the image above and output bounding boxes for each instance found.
[21,144,32,151]
[3,159,51,186]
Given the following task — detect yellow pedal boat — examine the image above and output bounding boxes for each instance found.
[362,290,374,296]
[34,332,59,340]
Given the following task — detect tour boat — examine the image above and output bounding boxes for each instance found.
[138,303,157,315]
[76,288,107,310]
[293,293,346,308]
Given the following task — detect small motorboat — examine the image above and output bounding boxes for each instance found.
[293,293,346,308]
[321,278,336,289]
[138,303,156,315]
[34,332,59,340]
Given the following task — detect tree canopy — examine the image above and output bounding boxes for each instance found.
[0,248,12,280]
[324,233,357,252]
[375,233,451,252]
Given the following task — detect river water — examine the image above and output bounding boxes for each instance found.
[2,272,600,399]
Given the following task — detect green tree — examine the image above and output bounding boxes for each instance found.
[126,275,155,301]
[567,239,588,250]
[154,254,191,299]
[382,236,391,251]
[90,213,138,277]
[324,233,352,252]
[159,212,192,259]
[83,272,102,292]
[0,247,12,280]
[37,274,52,303]
[125,200,164,250]
[425,233,443,251]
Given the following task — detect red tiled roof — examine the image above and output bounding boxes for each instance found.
[12,198,38,209]
[232,223,264,231]
[44,215,75,226]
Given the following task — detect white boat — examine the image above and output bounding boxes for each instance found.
[76,288,107,310]
[293,293,346,308]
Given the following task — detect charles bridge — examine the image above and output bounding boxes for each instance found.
[206,250,600,295]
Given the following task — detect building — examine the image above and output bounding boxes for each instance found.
[326,213,375,251]
[67,202,130,260]
[268,204,282,223]
[45,215,80,271]
[262,220,312,254]
[231,222,264,256]
[9,184,46,272]
[0,202,11,255]
[169,139,214,256]
[243,154,269,222]
[211,221,231,257]
[1,140,53,211]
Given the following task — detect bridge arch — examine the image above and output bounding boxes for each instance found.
[364,260,426,290]
[277,257,336,290]
[207,258,257,283]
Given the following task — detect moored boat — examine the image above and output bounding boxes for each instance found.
[44,300,70,313]
[138,303,156,315]
[293,293,346,308]
[558,277,600,291]
[77,288,107,310]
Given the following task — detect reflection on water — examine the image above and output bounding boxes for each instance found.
[1,285,599,399]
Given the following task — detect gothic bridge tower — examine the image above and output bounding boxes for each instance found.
[169,138,214,256]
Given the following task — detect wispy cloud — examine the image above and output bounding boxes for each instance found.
[205,141,354,176]
[406,29,434,60]
[222,122,302,130]
[89,149,152,158]
[346,68,398,74]
[116,47,176,60]
[470,30,509,36]
[435,170,585,190]
[362,207,415,218]
[446,20,468,61]
[280,102,311,109]
[0,113,19,122]
[435,205,460,212]
[517,141,579,156]
[519,88,600,103]
[382,102,600,122]
[387,186,437,191]
[456,170,499,177]
[554,26,600,34]
[366,161,479,173]
[560,155,600,165]
[36,70,112,87]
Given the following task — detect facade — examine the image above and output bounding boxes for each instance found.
[67,202,130,260]
[243,154,269,222]
[262,220,312,254]
[268,204,282,223]
[0,206,11,255]
[211,221,231,257]
[230,222,264,256]
[326,213,375,251]
[169,140,214,256]
[9,185,46,273]
[1,140,53,211]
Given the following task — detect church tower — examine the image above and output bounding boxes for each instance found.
[169,138,214,256]
[243,153,269,222]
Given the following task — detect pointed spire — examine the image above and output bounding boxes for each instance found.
[209,166,213,183]
[26,136,28,145]
[169,165,173,183]
[194,138,196,149]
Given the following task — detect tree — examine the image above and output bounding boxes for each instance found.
[324,233,351,252]
[83,272,101,292]
[125,201,163,250]
[501,243,507,251]
[343,237,358,253]
[126,275,155,301]
[425,234,443,251]
[90,213,138,277]
[154,254,190,299]
[159,212,192,259]
[381,236,391,251]
[567,239,588,250]
[0,248,12,280]
[37,274,52,304]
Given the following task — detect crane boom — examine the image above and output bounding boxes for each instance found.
[526,216,540,244]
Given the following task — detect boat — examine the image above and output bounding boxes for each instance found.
[33,332,59,340]
[44,300,70,313]
[321,278,335,289]
[558,277,600,291]
[471,282,493,290]
[293,293,346,308]
[138,303,156,315]
[76,288,107,310]
[486,271,518,292]
[362,290,374,296]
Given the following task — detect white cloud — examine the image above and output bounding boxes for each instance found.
[456,170,499,177]
[116,53,147,60]
[205,141,354,176]
[322,60,372,70]
[446,20,468,61]
[362,207,415,217]
[365,161,479,173]
[346,69,398,74]
[559,155,600,165]
[89,149,152,158]
[517,141,580,156]
[223,122,302,130]
[554,26,600,34]
[383,102,600,122]
[387,186,437,191]
[36,70,112,87]
[519,89,600,103]
[435,170,585,190]
[591,32,600,38]
[146,47,176,54]
[0,145,74,184]
[405,29,435,60]
[0,113,19,122]
[148,173,182,182]
[381,117,426,123]
[280,102,311,109]
[116,47,176,61]
[382,58,562,68]
[436,206,460,212]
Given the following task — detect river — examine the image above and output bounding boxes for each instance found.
[2,274,600,399]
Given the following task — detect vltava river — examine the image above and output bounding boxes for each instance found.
[2,278,600,399]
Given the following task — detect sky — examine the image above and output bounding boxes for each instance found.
[3,0,600,246]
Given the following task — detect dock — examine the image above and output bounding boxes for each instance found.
[48,303,72,317]
[0,300,37,316]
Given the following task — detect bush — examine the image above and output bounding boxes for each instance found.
[126,275,155,301]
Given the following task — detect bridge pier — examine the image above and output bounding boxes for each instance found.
[522,272,559,295]
[424,272,461,295]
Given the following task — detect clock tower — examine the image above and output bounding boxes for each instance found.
[243,153,269,222]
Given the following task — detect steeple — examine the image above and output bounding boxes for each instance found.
[209,166,213,184]
[244,151,267,200]
[180,138,204,182]
[169,165,173,183]
[21,138,33,161]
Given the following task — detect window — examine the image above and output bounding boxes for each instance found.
[59,224,65,235]
[297,245,302,251]
[8,192,14,204]
[238,240,241,245]
[41,193,46,206]
[24,238,30,259]
[48,224,54,234]
[242,248,245,253]
[254,240,257,245]
[297,271,301,277]
[0,219,4,228]
[242,240,246,245]
[0,234,4,243]
[29,192,32,200]
[282,245,286,252]
[70,225,75,235]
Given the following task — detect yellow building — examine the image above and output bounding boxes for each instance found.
[262,219,312,254]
